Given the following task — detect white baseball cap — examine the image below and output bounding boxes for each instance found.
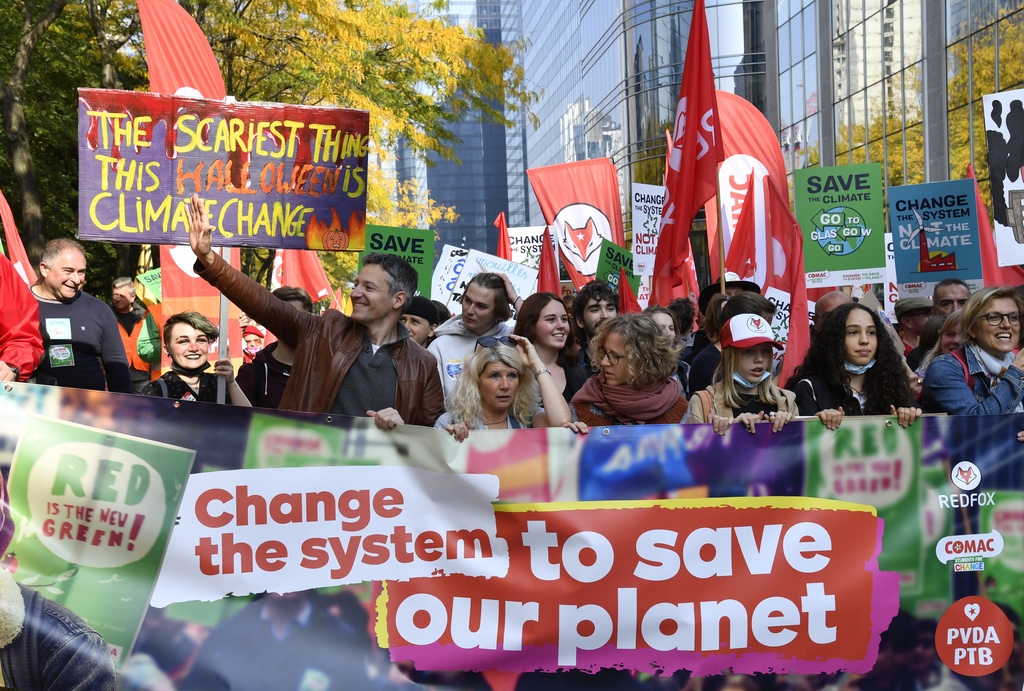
[720,314,782,349]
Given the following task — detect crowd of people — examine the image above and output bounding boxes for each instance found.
[3,194,1024,443]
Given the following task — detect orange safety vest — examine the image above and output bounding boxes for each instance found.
[118,311,151,374]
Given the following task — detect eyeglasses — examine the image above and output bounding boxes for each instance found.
[980,311,1022,326]
[596,348,625,365]
[476,336,513,348]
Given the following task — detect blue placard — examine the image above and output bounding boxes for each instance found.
[888,179,984,297]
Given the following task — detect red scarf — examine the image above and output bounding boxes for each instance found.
[572,373,683,424]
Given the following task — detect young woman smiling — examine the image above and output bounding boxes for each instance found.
[513,293,588,404]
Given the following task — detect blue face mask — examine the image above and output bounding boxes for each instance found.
[844,359,876,375]
[732,370,771,389]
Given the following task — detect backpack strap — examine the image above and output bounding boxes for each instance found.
[157,376,169,398]
[697,389,714,420]
[950,347,975,391]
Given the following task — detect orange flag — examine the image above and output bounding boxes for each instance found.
[494,212,512,260]
[618,268,641,314]
[272,249,333,302]
[537,227,561,295]
[137,0,226,98]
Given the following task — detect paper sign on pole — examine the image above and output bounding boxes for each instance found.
[631,183,665,276]
[431,245,470,304]
[507,226,555,269]
[447,250,538,308]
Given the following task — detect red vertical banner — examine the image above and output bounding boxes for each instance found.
[537,227,562,295]
[724,175,758,280]
[137,0,226,99]
[494,212,513,261]
[272,249,333,302]
[0,189,37,286]
[651,0,724,305]
[527,158,624,289]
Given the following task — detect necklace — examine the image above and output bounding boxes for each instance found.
[481,416,507,426]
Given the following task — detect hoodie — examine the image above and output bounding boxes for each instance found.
[235,341,291,409]
[427,316,512,401]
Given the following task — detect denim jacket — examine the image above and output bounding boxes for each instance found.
[921,346,1024,415]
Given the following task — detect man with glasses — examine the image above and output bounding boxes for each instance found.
[932,278,971,316]
[429,272,514,401]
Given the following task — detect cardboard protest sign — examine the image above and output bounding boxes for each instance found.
[6,416,194,665]
[887,180,983,297]
[447,250,538,308]
[631,183,665,275]
[360,225,433,296]
[508,225,555,269]
[431,244,470,303]
[982,88,1024,266]
[78,89,369,250]
[594,239,641,293]
[794,164,886,287]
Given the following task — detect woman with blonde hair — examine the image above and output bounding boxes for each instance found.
[435,334,571,441]
[687,314,798,435]
[570,313,688,426]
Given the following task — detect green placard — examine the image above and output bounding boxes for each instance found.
[6,416,195,666]
[794,163,886,288]
[594,238,641,293]
[359,224,434,296]
[135,268,161,303]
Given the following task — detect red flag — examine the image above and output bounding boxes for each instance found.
[527,158,624,289]
[618,268,641,314]
[159,245,241,361]
[766,184,810,385]
[272,249,333,302]
[724,175,758,280]
[537,227,561,295]
[651,0,723,306]
[0,189,37,285]
[494,212,512,261]
[968,164,1024,286]
[137,0,226,98]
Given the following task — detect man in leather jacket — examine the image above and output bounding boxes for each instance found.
[186,194,444,429]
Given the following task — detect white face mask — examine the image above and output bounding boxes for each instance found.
[843,358,876,375]
[732,370,770,389]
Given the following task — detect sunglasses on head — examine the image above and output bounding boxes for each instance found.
[476,336,513,348]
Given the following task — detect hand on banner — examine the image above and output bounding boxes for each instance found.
[186,194,218,268]
[767,410,794,433]
[442,420,471,442]
[563,421,589,434]
[368,408,404,431]
[889,405,922,428]
[816,407,845,430]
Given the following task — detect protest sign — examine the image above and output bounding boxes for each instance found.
[135,267,161,303]
[508,225,555,269]
[594,238,641,293]
[887,180,983,297]
[794,164,886,287]
[1,384,1023,685]
[360,224,433,296]
[6,415,194,664]
[631,183,665,275]
[982,88,1024,266]
[447,250,538,308]
[431,244,470,303]
[78,89,369,250]
[884,233,898,322]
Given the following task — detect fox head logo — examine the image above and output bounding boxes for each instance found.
[957,466,975,485]
[554,203,613,275]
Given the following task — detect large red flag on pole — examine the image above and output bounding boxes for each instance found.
[968,163,1024,286]
[766,184,810,385]
[723,175,758,280]
[0,189,37,285]
[650,0,724,306]
[527,158,625,289]
[494,212,513,261]
[272,250,333,303]
[137,0,226,99]
[537,227,562,295]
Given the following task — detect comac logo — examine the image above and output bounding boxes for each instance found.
[951,461,981,492]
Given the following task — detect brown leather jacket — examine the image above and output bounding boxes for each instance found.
[197,255,445,425]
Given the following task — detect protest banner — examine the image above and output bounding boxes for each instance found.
[508,225,555,270]
[431,244,470,303]
[884,233,898,322]
[6,415,194,665]
[1,383,1023,686]
[887,179,983,297]
[135,267,162,304]
[594,238,641,294]
[447,249,538,308]
[78,89,369,250]
[360,224,434,296]
[982,88,1024,266]
[631,183,665,276]
[794,164,886,288]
